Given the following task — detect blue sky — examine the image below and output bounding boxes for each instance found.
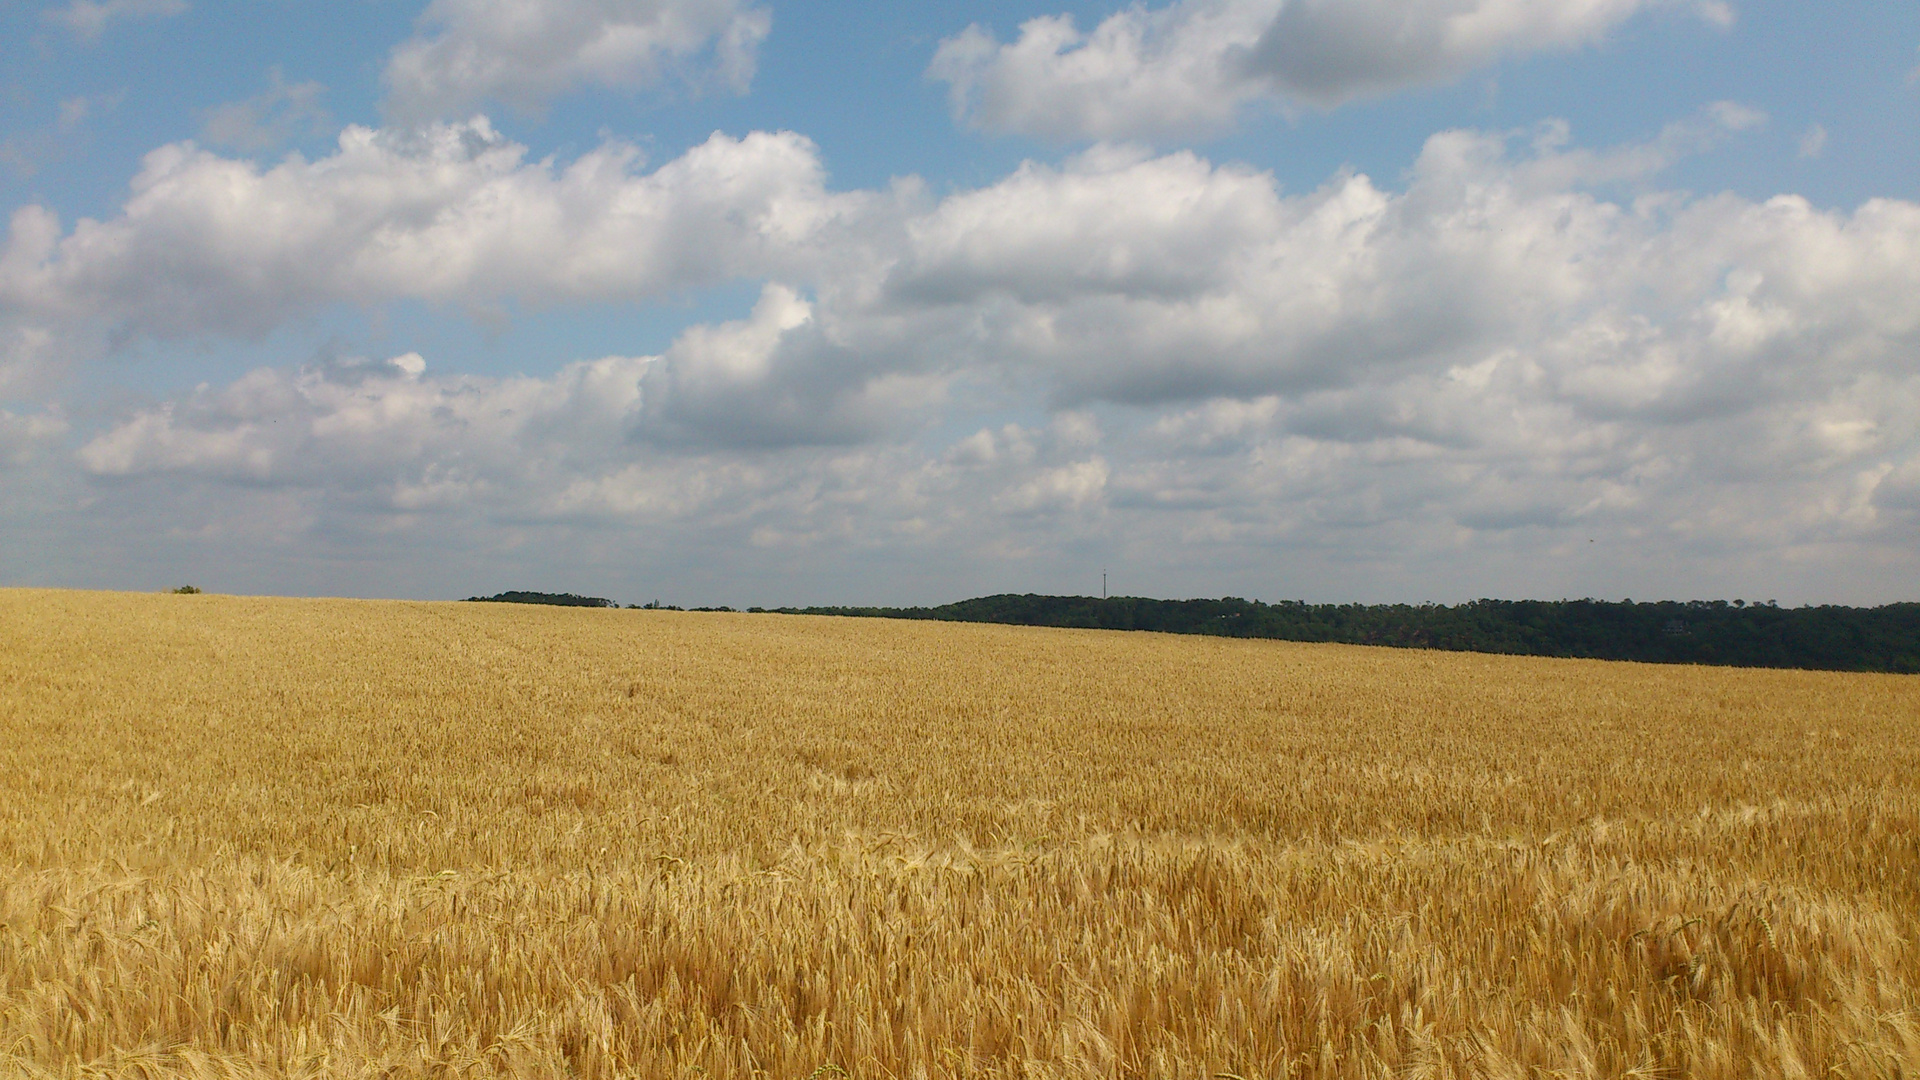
[2,0,1917,606]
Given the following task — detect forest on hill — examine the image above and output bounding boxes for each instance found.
[464,591,618,608]
[777,595,1920,674]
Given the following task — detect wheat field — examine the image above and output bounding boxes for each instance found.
[2,588,1918,1078]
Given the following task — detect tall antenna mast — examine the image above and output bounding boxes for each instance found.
[1102,570,1107,599]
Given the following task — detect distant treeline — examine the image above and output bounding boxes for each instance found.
[464,591,618,608]
[775,595,1920,674]
[463,591,737,613]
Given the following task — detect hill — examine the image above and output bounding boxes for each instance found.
[464,590,617,608]
[781,594,1920,673]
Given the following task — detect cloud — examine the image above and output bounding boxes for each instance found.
[928,2,1280,141]
[20,104,1905,429]
[0,408,67,467]
[931,0,1732,141]
[0,92,124,182]
[19,109,1920,599]
[42,0,186,41]
[995,457,1110,514]
[78,350,647,494]
[1797,123,1827,160]
[384,0,772,121]
[69,355,1123,591]
[10,107,1892,435]
[198,70,330,151]
[1243,0,1703,106]
[58,97,93,131]
[870,104,1789,409]
[75,282,934,497]
[69,341,934,533]
[0,119,856,365]
[636,284,946,448]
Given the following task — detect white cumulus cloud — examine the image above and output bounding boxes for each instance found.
[79,350,651,499]
[932,0,1732,141]
[384,0,772,120]
[0,118,856,371]
[929,1,1279,141]
[16,108,1920,600]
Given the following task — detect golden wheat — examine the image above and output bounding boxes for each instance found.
[1,587,1917,1078]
